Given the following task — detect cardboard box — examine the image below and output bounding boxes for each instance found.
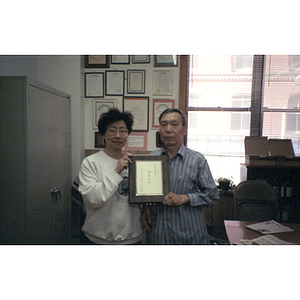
[268,139,295,157]
[244,137,295,166]
[245,137,271,165]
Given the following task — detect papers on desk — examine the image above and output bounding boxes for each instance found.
[238,235,295,245]
[245,220,294,235]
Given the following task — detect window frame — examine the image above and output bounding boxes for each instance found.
[179,54,300,152]
[179,55,266,137]
[179,55,254,145]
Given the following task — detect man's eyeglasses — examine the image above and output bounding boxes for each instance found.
[107,127,128,136]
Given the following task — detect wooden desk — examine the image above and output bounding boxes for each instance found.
[224,220,300,245]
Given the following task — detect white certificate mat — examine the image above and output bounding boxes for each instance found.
[136,161,163,196]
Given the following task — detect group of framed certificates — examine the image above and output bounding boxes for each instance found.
[87,55,177,172]
[85,55,178,98]
[85,69,174,98]
[85,55,178,68]
[93,98,174,132]
[85,70,146,97]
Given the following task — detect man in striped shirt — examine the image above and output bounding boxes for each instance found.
[141,108,219,244]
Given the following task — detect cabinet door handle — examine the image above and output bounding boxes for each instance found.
[51,187,60,203]
[57,190,61,202]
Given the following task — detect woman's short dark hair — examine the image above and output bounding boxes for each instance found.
[98,108,134,135]
[158,108,187,127]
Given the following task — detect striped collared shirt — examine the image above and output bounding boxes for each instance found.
[146,144,219,244]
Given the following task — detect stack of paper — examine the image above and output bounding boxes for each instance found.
[238,235,295,245]
[245,220,294,234]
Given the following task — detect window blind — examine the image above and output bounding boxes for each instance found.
[262,55,300,155]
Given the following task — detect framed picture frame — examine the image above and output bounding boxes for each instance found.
[129,155,170,204]
[152,98,175,128]
[132,55,150,64]
[95,132,105,148]
[153,70,173,96]
[85,72,104,98]
[154,55,178,67]
[111,55,130,64]
[105,70,125,96]
[156,131,163,148]
[85,55,110,68]
[124,132,148,151]
[123,96,149,132]
[93,100,115,129]
[127,69,145,94]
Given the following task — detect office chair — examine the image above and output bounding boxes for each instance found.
[234,180,277,222]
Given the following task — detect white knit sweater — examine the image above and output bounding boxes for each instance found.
[78,151,143,244]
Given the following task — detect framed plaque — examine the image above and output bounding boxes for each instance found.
[132,55,150,64]
[154,55,178,67]
[85,55,110,68]
[156,131,163,148]
[129,155,169,204]
[111,55,130,64]
[95,132,105,148]
[124,132,147,151]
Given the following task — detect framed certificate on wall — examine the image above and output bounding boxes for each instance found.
[153,70,173,96]
[132,55,150,64]
[111,55,130,64]
[152,98,174,128]
[93,100,115,129]
[85,73,104,97]
[123,96,149,132]
[127,69,145,94]
[105,71,125,96]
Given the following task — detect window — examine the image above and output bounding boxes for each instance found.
[183,55,300,185]
[235,55,253,70]
[262,55,300,155]
[287,93,300,133]
[289,55,300,71]
[231,94,251,131]
[186,55,253,184]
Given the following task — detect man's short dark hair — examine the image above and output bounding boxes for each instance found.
[158,108,187,127]
[98,108,134,135]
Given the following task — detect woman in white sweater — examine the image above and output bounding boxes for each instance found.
[78,108,143,244]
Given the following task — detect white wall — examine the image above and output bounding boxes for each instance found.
[84,56,181,151]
